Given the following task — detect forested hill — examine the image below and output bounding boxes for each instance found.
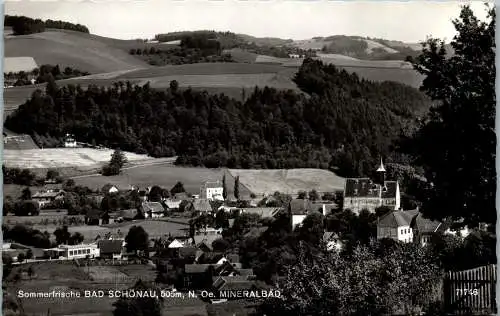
[4,59,431,177]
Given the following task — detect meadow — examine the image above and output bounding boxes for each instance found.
[228,168,345,196]
[3,148,158,170]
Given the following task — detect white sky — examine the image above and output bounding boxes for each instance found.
[4,0,492,42]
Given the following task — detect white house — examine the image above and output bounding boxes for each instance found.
[203,181,224,201]
[64,134,77,148]
[288,199,318,230]
[377,209,419,243]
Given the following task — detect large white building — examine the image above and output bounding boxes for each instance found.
[202,181,224,201]
[44,243,100,259]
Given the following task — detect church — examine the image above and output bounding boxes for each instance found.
[342,159,401,214]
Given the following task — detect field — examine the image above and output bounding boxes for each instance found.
[73,164,225,194]
[4,30,149,74]
[3,148,160,170]
[4,56,38,73]
[228,168,345,196]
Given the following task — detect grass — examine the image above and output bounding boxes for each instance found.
[3,148,158,170]
[4,57,38,73]
[228,168,345,196]
[5,29,147,74]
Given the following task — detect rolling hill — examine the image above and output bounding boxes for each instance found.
[4,29,149,73]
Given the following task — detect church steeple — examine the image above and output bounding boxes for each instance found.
[375,157,386,185]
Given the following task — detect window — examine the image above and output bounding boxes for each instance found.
[69,251,73,256]
[87,249,90,254]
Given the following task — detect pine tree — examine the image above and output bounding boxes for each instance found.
[222,174,227,200]
[234,176,240,200]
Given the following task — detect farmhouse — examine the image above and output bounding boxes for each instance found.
[102,184,119,195]
[44,243,100,259]
[376,209,418,243]
[288,199,319,230]
[343,159,401,214]
[32,189,65,208]
[202,181,224,201]
[141,202,165,218]
[191,198,212,213]
[97,239,125,259]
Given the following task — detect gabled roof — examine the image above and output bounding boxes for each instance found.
[241,207,281,218]
[142,202,164,213]
[165,199,182,209]
[289,199,315,215]
[102,184,118,193]
[168,239,184,248]
[185,264,220,274]
[344,178,380,198]
[97,240,123,254]
[174,192,190,200]
[204,181,222,189]
[410,213,443,233]
[378,209,419,228]
[193,199,212,212]
[178,247,198,258]
[32,190,65,199]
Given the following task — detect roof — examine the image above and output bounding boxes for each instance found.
[289,199,315,215]
[378,209,419,228]
[376,158,386,172]
[165,199,182,209]
[244,227,268,238]
[174,192,190,200]
[185,264,220,274]
[241,207,281,218]
[102,184,118,193]
[411,213,442,233]
[32,190,65,199]
[344,178,380,198]
[179,247,198,258]
[142,202,164,213]
[193,199,212,212]
[86,209,104,220]
[97,240,123,254]
[204,181,222,189]
[168,239,184,248]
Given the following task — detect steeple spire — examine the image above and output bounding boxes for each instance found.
[376,157,386,172]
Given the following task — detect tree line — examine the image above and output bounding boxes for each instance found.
[4,59,429,179]
[4,64,90,86]
[4,15,89,35]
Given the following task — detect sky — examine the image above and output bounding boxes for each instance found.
[4,0,492,43]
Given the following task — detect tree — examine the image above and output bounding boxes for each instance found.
[212,238,230,252]
[170,182,185,195]
[297,191,307,199]
[222,174,227,200]
[406,5,496,226]
[148,186,163,202]
[17,253,26,263]
[26,249,33,260]
[308,189,319,201]
[2,254,13,278]
[54,226,71,245]
[169,80,179,93]
[125,226,149,256]
[110,149,127,168]
[68,232,84,245]
[46,169,59,180]
[21,187,32,200]
[113,280,163,316]
[234,176,240,200]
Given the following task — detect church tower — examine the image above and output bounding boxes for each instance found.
[375,157,386,186]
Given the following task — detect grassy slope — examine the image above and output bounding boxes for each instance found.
[4,29,148,74]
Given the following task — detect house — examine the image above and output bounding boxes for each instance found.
[44,243,100,259]
[288,199,318,230]
[168,239,185,249]
[32,189,65,208]
[312,202,338,216]
[202,181,224,201]
[343,159,401,214]
[141,202,165,218]
[102,184,119,195]
[64,133,77,148]
[97,239,125,259]
[377,209,419,243]
[174,192,190,201]
[85,209,113,225]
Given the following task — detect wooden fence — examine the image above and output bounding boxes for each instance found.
[443,264,497,315]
